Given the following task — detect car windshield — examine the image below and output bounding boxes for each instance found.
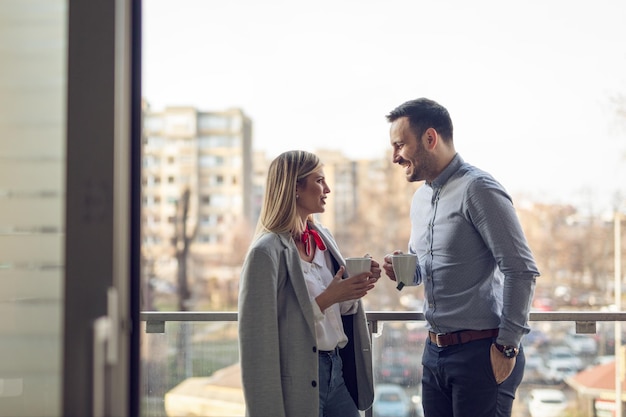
[380,393,402,401]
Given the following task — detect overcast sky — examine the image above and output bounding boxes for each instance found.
[143,0,626,214]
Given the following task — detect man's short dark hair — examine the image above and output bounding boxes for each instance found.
[386,98,454,142]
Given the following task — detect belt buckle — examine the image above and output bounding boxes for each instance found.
[435,333,446,347]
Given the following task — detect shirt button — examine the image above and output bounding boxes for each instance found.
[312,381,317,387]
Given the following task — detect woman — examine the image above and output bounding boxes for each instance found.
[238,150,379,417]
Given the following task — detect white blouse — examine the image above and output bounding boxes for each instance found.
[300,246,358,351]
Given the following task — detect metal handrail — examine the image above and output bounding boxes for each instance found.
[141,310,626,325]
[141,310,626,335]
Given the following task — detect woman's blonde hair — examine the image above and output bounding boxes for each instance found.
[254,150,322,238]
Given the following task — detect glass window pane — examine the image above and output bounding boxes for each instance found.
[0,1,67,416]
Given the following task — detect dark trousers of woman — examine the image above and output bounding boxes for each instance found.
[421,337,525,417]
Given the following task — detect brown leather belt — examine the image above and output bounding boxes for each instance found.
[428,328,499,347]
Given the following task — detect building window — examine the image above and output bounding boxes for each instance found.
[210,194,228,207]
[145,136,165,147]
[198,114,231,130]
[198,135,239,148]
[199,155,224,167]
[144,116,164,131]
[209,175,224,186]
[142,155,160,167]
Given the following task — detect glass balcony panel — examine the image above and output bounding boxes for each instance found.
[140,314,626,417]
[142,321,241,417]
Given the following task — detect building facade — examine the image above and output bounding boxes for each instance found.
[141,105,254,309]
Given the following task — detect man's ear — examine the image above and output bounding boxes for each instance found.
[423,127,438,150]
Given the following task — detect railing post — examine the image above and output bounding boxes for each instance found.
[615,210,623,417]
[145,320,165,333]
[366,318,377,417]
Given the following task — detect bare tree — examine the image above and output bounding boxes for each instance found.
[517,201,616,306]
[174,187,196,311]
[173,187,197,379]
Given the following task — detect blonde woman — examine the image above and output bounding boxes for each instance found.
[238,150,379,417]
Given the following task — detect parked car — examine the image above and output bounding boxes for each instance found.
[545,361,578,384]
[378,348,422,386]
[373,384,414,417]
[527,388,568,417]
[524,329,550,349]
[545,346,583,371]
[564,332,598,355]
[523,355,549,384]
[378,362,421,386]
[544,345,583,384]
[592,355,615,366]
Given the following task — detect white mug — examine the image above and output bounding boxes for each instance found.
[392,253,418,290]
[345,257,372,276]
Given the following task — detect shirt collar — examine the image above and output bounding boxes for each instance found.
[428,153,463,190]
[310,243,327,268]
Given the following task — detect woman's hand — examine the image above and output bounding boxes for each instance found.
[367,255,382,283]
[316,266,375,312]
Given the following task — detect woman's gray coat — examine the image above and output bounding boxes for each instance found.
[238,223,374,417]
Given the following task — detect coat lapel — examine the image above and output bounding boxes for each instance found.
[276,224,349,343]
[278,232,317,339]
[310,223,347,278]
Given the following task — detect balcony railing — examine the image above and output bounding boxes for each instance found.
[140,311,626,417]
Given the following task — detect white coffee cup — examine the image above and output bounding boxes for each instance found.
[392,253,418,290]
[345,257,372,276]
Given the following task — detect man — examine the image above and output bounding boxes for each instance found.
[382,98,539,417]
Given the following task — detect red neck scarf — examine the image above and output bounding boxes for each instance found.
[301,225,326,256]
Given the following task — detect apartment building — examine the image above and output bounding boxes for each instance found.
[141,105,254,306]
[251,150,271,227]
